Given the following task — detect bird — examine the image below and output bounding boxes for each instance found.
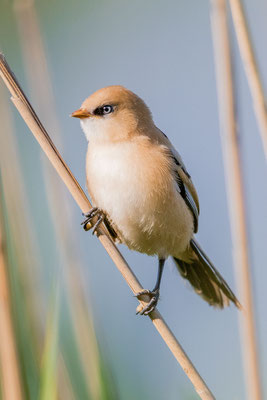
[71,85,240,315]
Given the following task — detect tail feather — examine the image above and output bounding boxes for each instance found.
[173,239,241,308]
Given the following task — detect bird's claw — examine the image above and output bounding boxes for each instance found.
[135,289,160,315]
[81,207,104,234]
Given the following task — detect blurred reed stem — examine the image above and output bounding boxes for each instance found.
[0,53,215,400]
[0,87,84,399]
[0,183,23,400]
[0,79,82,399]
[0,83,45,354]
[13,1,106,397]
[210,1,262,399]
[57,355,76,400]
[38,285,60,400]
[0,84,43,399]
[229,0,267,160]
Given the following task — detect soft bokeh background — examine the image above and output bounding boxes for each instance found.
[0,0,267,399]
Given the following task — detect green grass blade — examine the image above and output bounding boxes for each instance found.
[38,285,60,400]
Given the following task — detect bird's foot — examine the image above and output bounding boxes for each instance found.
[81,207,105,234]
[135,288,160,315]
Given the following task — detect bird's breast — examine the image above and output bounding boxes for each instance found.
[86,139,193,257]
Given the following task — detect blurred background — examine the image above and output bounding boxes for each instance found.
[0,0,267,399]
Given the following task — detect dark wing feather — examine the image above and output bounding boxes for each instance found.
[173,239,241,308]
[169,151,199,233]
[158,132,240,308]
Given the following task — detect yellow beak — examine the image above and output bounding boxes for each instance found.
[71,108,91,119]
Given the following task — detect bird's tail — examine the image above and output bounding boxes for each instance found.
[173,239,241,308]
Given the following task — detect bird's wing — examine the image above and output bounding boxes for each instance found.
[156,129,200,233]
[172,153,199,233]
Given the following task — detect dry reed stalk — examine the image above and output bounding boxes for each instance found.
[0,83,45,357]
[210,1,262,399]
[0,88,77,400]
[57,355,76,400]
[0,190,23,400]
[0,53,215,400]
[229,0,267,160]
[13,2,104,397]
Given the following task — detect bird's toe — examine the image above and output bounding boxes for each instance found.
[81,207,104,232]
[135,289,160,315]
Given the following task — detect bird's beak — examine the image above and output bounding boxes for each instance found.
[71,108,91,119]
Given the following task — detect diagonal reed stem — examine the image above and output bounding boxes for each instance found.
[13,1,105,397]
[229,0,267,161]
[0,53,215,400]
[210,1,262,399]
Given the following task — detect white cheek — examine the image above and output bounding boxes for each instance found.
[80,118,107,142]
[81,118,96,141]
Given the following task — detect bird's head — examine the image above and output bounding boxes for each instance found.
[71,85,153,143]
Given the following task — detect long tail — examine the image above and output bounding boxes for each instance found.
[173,239,241,308]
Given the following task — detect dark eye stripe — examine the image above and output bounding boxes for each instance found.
[93,105,114,116]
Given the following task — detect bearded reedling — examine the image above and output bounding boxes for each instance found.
[72,86,240,315]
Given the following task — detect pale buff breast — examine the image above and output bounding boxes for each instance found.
[86,137,194,259]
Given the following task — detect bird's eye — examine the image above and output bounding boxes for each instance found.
[93,105,114,116]
[102,105,113,114]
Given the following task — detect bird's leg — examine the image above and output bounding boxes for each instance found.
[81,207,105,234]
[136,258,165,315]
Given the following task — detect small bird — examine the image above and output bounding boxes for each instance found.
[72,85,240,315]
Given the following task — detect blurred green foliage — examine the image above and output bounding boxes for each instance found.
[0,161,119,399]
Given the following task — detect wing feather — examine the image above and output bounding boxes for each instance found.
[154,128,200,232]
[172,155,199,233]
